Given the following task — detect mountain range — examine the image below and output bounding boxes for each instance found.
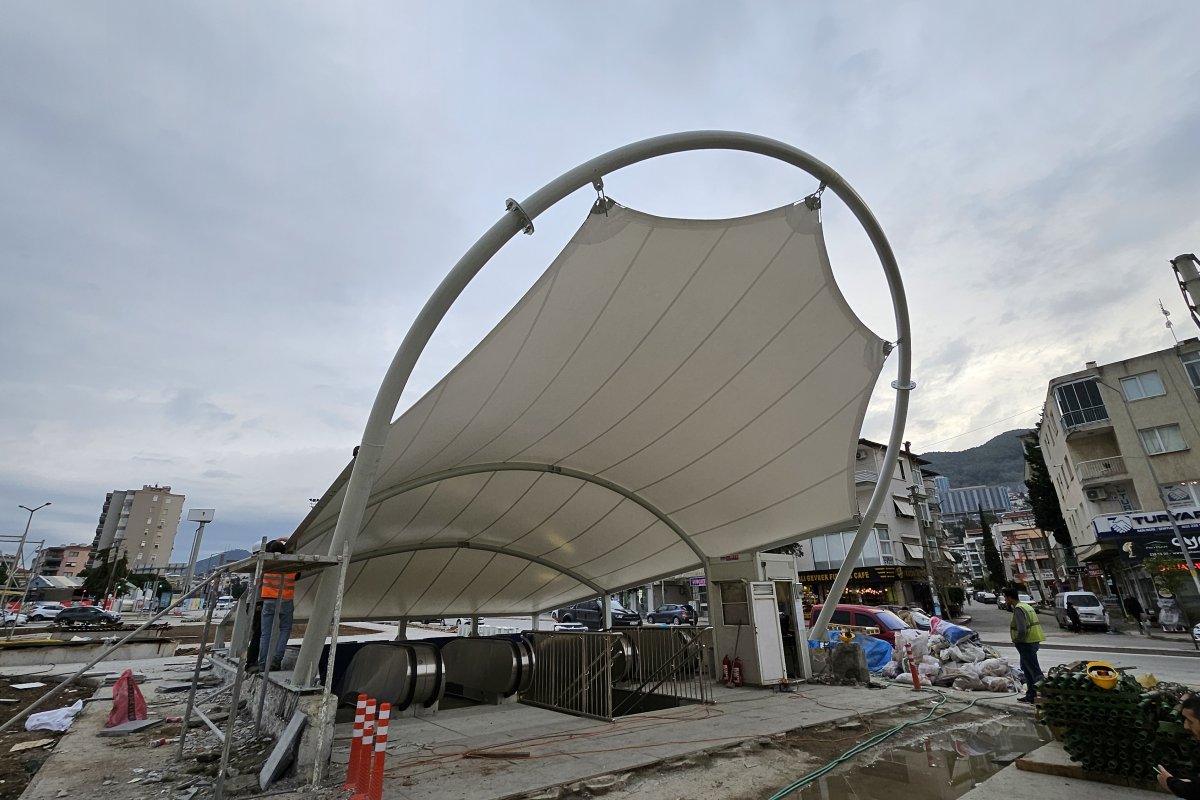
[920,428,1033,490]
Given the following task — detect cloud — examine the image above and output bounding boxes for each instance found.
[3,3,1200,551]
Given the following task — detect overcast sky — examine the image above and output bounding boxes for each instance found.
[3,3,1199,559]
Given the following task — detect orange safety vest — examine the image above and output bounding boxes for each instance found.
[261,572,298,600]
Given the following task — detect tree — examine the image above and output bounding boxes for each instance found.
[79,549,129,599]
[1022,422,1071,552]
[980,505,1007,590]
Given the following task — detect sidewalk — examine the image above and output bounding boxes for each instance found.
[959,759,1161,800]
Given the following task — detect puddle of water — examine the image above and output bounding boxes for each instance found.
[791,717,1050,800]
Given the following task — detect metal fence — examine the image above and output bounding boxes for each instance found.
[521,627,714,721]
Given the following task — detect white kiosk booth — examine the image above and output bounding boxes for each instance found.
[707,552,811,687]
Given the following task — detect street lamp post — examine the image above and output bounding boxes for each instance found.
[2,503,51,637]
[182,509,216,596]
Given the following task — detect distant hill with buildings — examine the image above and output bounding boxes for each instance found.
[921,429,1033,490]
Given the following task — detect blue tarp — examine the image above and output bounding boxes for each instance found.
[808,632,894,673]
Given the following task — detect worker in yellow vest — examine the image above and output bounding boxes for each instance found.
[257,539,299,672]
[1004,586,1046,704]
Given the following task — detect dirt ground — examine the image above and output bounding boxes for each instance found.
[0,675,92,800]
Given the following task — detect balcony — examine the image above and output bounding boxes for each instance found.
[1077,455,1127,484]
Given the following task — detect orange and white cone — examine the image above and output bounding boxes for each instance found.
[354,699,377,795]
[366,702,391,800]
[341,694,368,790]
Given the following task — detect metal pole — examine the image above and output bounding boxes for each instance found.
[310,543,351,786]
[177,579,219,760]
[0,570,219,734]
[909,483,941,617]
[215,544,267,800]
[291,130,912,681]
[2,503,49,636]
[182,520,208,597]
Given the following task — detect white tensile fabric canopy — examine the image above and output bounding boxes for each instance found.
[290,200,887,620]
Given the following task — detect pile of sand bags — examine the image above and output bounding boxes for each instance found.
[884,628,1020,692]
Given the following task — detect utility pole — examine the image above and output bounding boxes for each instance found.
[909,483,941,617]
[2,503,50,632]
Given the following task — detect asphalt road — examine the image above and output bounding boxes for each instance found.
[963,600,1199,686]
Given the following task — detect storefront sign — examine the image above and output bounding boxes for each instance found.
[689,577,706,587]
[1094,510,1200,538]
[796,565,922,584]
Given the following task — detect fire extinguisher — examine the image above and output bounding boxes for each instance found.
[721,654,732,686]
[732,656,744,687]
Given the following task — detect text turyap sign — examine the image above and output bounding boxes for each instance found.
[1093,509,1200,538]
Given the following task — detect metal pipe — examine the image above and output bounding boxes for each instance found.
[310,544,350,786]
[293,131,911,681]
[177,579,220,760]
[214,543,267,800]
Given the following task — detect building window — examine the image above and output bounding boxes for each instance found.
[892,496,916,518]
[717,581,750,626]
[1121,372,1166,401]
[152,495,159,502]
[1140,424,1187,455]
[1182,352,1200,400]
[1055,379,1108,428]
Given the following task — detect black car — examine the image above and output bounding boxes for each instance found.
[554,599,642,631]
[54,606,121,626]
[646,604,696,625]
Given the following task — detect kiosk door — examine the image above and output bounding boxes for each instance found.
[750,581,785,684]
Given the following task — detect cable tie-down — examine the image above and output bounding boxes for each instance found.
[505,198,534,235]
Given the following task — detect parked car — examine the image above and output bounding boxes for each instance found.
[1,611,27,626]
[973,591,997,604]
[24,602,65,622]
[554,599,642,630]
[54,606,122,627]
[1053,590,1107,630]
[646,604,696,625]
[807,604,911,646]
[215,596,235,611]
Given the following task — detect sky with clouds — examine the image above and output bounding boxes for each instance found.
[3,3,1199,559]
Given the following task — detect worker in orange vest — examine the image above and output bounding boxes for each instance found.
[257,539,299,672]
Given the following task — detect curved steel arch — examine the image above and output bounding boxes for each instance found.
[345,539,607,596]
[301,461,707,563]
[293,131,913,682]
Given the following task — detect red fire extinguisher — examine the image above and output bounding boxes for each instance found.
[732,656,744,687]
[721,655,732,686]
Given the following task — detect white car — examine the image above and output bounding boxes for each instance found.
[25,602,65,622]
[2,611,27,626]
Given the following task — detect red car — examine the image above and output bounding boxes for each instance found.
[807,604,911,646]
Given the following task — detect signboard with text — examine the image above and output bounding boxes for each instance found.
[796,565,924,584]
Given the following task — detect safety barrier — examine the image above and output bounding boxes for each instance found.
[521,627,714,720]
[521,631,622,720]
[612,626,714,715]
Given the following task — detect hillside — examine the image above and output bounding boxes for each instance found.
[920,428,1033,490]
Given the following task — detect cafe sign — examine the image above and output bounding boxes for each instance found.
[796,565,922,584]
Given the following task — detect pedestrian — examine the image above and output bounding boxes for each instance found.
[255,539,298,672]
[1003,587,1045,704]
[1157,693,1200,798]
[1066,601,1082,633]
[1124,594,1147,635]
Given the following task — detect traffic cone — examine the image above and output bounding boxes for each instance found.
[355,698,377,793]
[366,702,390,800]
[341,694,368,790]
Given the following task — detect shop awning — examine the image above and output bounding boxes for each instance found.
[902,543,924,561]
[290,201,887,620]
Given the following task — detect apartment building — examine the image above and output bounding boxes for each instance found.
[88,485,185,572]
[1039,340,1200,609]
[795,439,957,609]
[30,543,91,578]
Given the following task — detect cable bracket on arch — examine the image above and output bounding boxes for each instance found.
[505,198,535,235]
